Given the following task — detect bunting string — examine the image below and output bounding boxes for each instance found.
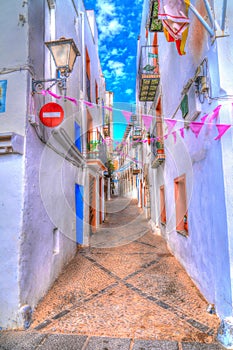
[35,90,233,144]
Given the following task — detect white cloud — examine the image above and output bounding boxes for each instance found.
[107,60,125,77]
[128,31,135,39]
[111,48,118,55]
[94,1,125,42]
[125,89,133,95]
[96,0,115,15]
[108,19,124,35]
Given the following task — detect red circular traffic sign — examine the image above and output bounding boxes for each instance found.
[39,102,64,127]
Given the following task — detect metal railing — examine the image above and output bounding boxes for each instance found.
[86,130,107,165]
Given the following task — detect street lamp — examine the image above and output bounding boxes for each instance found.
[32,37,80,94]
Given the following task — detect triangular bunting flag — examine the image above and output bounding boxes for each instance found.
[201,114,209,123]
[121,110,132,123]
[214,124,231,140]
[190,122,204,138]
[180,128,185,138]
[103,106,113,112]
[172,131,177,143]
[164,119,177,134]
[64,96,78,105]
[83,100,94,108]
[47,90,62,99]
[209,105,222,123]
[142,114,153,131]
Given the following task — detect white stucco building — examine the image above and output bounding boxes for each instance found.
[0,0,109,330]
[136,0,233,347]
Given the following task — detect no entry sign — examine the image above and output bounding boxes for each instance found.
[39,102,64,127]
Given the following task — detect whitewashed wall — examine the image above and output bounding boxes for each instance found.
[138,0,233,320]
[0,0,105,329]
[0,1,29,329]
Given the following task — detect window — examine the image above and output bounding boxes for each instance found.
[160,185,166,224]
[95,80,99,105]
[174,175,188,236]
[86,48,91,101]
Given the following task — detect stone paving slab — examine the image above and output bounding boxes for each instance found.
[0,333,225,350]
[132,339,179,349]
[0,331,46,350]
[40,334,87,350]
[85,336,131,349]
[182,342,223,349]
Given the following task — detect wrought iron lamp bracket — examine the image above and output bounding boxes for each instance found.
[32,76,67,94]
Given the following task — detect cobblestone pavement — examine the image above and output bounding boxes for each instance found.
[0,197,222,349]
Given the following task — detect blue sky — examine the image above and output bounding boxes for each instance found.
[84,0,144,141]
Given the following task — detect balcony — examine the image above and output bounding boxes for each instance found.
[138,46,160,102]
[86,130,107,171]
[151,138,165,168]
[148,0,163,32]
[132,127,142,141]
[132,169,141,175]
[103,124,110,137]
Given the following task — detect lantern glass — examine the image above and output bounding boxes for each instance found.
[45,37,80,75]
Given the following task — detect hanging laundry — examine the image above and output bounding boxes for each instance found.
[159,0,190,55]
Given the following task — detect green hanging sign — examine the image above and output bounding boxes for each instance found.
[148,53,158,58]
[180,94,189,118]
[149,0,163,32]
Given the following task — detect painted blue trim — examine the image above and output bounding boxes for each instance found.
[0,80,7,113]
[75,122,82,152]
[75,184,84,244]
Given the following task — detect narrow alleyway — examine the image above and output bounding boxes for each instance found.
[1,197,221,349]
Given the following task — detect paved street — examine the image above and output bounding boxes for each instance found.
[0,197,222,349]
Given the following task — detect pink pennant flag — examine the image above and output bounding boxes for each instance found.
[142,114,153,131]
[47,90,62,99]
[209,105,222,123]
[190,122,204,138]
[179,128,185,138]
[121,110,132,123]
[214,124,231,140]
[83,100,94,108]
[103,106,113,112]
[201,114,209,123]
[165,119,177,134]
[64,96,78,105]
[172,131,177,143]
[41,90,48,96]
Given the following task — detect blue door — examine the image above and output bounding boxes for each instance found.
[75,184,84,244]
[75,122,82,152]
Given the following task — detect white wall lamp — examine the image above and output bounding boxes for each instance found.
[32,37,80,95]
